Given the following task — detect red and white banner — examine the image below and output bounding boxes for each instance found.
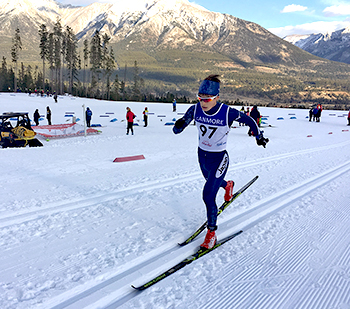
[33,123,99,138]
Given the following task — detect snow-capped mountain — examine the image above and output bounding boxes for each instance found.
[0,0,311,66]
[284,27,350,64]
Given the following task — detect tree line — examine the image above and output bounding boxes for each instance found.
[0,20,188,103]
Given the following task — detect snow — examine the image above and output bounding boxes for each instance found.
[1,92,350,309]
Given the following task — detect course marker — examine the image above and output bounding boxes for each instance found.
[113,155,145,163]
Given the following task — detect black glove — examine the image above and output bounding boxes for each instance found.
[256,133,269,148]
[174,118,186,129]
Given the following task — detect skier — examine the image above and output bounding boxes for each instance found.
[173,74,269,250]
[126,107,135,135]
[348,109,350,126]
[86,107,92,127]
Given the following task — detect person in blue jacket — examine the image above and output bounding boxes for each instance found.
[173,74,269,249]
[86,107,92,127]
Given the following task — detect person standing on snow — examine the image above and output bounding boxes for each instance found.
[173,74,269,250]
[309,107,313,122]
[33,109,40,126]
[126,107,135,135]
[46,106,52,125]
[143,107,149,127]
[347,109,350,126]
[315,104,323,122]
[86,107,92,127]
[248,105,261,135]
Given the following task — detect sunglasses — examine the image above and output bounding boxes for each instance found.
[197,95,217,103]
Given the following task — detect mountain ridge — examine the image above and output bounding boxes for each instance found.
[284,26,350,65]
[1,0,350,106]
[0,0,317,66]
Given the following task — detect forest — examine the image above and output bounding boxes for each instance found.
[1,19,350,109]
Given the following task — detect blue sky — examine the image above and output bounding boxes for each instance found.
[193,0,350,37]
[58,0,350,37]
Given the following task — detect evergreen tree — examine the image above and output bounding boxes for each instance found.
[64,25,78,94]
[90,30,102,97]
[0,57,10,91]
[47,33,55,92]
[11,27,22,92]
[101,34,115,100]
[39,24,49,92]
[53,19,63,93]
[132,60,141,101]
[83,39,89,97]
[111,74,120,100]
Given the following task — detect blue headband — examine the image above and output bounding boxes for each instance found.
[198,79,220,96]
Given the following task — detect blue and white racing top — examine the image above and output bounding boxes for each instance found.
[194,102,230,152]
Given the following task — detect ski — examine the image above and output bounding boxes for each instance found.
[132,230,243,291]
[178,175,258,246]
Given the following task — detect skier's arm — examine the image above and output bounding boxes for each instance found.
[228,107,269,148]
[173,105,195,134]
[228,108,260,136]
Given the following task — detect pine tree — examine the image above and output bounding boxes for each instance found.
[39,24,49,92]
[90,30,102,97]
[83,39,89,97]
[101,34,115,100]
[53,19,63,94]
[11,28,22,92]
[47,33,55,93]
[64,25,78,94]
[132,60,141,101]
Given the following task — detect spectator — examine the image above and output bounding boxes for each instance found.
[86,107,92,127]
[143,107,149,127]
[46,106,52,125]
[248,105,261,136]
[33,109,40,126]
[126,107,135,135]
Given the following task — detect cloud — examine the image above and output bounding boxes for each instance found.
[281,4,308,13]
[323,4,350,16]
[268,20,350,37]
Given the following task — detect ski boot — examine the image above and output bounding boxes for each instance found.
[200,227,217,250]
[224,180,234,201]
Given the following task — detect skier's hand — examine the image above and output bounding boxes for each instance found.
[256,133,269,148]
[174,118,185,129]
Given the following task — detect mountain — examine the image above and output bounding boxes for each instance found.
[284,27,350,64]
[2,0,350,105]
[0,0,328,66]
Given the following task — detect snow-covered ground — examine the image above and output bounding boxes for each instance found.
[1,92,350,309]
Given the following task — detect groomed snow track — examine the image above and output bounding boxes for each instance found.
[19,142,349,309]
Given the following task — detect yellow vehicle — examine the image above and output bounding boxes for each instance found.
[0,112,43,148]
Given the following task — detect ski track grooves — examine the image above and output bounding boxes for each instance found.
[1,141,349,229]
[43,159,350,309]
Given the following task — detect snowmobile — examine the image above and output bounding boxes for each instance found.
[0,112,43,148]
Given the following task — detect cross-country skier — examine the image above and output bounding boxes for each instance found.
[173,74,269,249]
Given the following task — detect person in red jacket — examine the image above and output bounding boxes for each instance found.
[126,107,135,135]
